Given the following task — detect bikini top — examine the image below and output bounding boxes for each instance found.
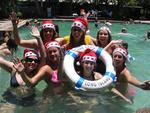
[10,73,20,87]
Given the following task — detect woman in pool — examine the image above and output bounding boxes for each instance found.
[0,31,18,56]
[112,47,150,101]
[92,26,123,74]
[18,40,68,96]
[0,27,47,98]
[67,48,132,103]
[93,26,112,48]
[44,41,65,83]
[10,11,58,48]
[93,26,113,74]
[0,48,46,101]
[57,17,94,50]
[78,48,102,80]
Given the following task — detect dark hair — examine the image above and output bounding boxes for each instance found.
[147,30,150,39]
[6,38,18,53]
[121,41,128,49]
[69,30,86,48]
[40,29,56,42]
[25,21,30,26]
[77,63,95,80]
[0,31,10,44]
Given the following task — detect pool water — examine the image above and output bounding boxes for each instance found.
[0,21,150,113]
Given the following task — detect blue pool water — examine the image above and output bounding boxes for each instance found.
[0,21,150,113]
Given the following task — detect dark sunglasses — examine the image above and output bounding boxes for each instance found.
[72,27,82,32]
[24,58,39,63]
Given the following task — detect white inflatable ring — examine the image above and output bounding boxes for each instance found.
[63,45,116,90]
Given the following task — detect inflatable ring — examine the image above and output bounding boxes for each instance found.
[63,45,116,90]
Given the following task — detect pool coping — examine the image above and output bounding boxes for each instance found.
[0,19,32,31]
[38,18,150,24]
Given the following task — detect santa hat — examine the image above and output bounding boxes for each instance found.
[45,41,60,50]
[42,20,55,30]
[72,18,88,31]
[23,49,39,60]
[79,49,97,63]
[113,47,128,59]
[99,26,111,34]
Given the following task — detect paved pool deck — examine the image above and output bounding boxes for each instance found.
[0,19,31,31]
[0,18,149,32]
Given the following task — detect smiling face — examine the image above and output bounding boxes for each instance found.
[46,47,60,62]
[82,60,95,73]
[42,28,55,42]
[97,29,110,47]
[23,57,39,72]
[113,52,125,67]
[71,26,84,41]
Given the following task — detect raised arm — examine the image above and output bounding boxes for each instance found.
[13,58,53,87]
[17,64,53,87]
[30,27,46,66]
[10,11,38,48]
[0,56,14,73]
[104,39,123,54]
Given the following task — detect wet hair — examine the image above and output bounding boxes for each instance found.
[55,24,60,38]
[55,24,59,34]
[6,38,18,53]
[121,41,128,49]
[147,30,150,39]
[121,28,127,33]
[0,31,18,53]
[25,21,30,26]
[0,31,10,44]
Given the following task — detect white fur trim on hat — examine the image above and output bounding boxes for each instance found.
[25,51,38,58]
[113,48,128,58]
[42,23,55,30]
[99,26,111,34]
[46,41,60,49]
[72,21,86,31]
[82,55,97,63]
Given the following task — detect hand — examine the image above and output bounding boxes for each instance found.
[111,39,123,45]
[10,11,19,25]
[30,27,40,39]
[12,57,25,73]
[110,39,124,49]
[140,80,150,90]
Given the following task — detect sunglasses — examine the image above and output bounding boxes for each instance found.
[24,58,39,63]
[72,27,82,32]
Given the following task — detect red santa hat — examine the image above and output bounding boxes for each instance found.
[79,49,97,63]
[23,49,39,60]
[42,20,55,30]
[45,41,60,50]
[72,18,88,31]
[113,47,128,59]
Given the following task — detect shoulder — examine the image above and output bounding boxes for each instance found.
[121,67,133,79]
[64,35,70,40]
[85,35,93,44]
[94,72,103,80]
[85,35,92,39]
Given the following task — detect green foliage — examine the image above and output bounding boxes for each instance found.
[17,11,22,17]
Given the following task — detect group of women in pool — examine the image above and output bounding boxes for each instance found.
[0,11,150,104]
